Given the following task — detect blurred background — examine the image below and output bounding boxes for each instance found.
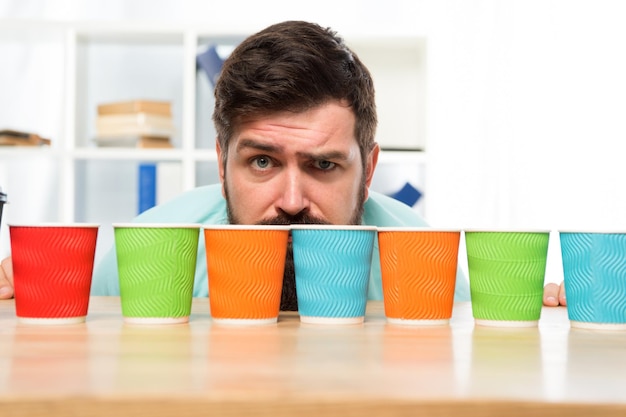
[2,0,626,282]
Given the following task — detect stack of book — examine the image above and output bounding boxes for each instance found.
[94,100,175,148]
[0,129,51,147]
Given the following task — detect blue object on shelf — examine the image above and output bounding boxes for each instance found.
[389,182,422,207]
[196,45,224,87]
[138,163,156,214]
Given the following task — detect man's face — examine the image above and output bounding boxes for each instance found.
[216,101,379,310]
[217,101,378,226]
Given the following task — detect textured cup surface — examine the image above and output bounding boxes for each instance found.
[204,225,289,324]
[465,230,549,326]
[114,223,200,324]
[291,225,376,324]
[10,224,99,324]
[378,228,460,325]
[560,231,626,329]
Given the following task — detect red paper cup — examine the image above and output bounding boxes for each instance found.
[10,223,99,324]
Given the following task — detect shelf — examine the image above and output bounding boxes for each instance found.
[377,150,426,164]
[191,150,219,162]
[1,19,429,229]
[69,148,219,162]
[0,147,59,158]
[347,37,427,151]
[71,148,186,161]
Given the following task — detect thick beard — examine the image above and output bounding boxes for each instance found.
[224,177,367,311]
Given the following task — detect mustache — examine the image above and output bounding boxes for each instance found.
[256,212,331,225]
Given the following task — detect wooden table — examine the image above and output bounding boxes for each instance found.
[1,297,625,417]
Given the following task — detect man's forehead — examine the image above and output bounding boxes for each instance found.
[234,99,353,128]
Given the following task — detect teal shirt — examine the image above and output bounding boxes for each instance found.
[91,184,470,301]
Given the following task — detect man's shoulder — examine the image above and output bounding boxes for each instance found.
[157,183,224,208]
[176,183,223,199]
[363,190,429,227]
[135,183,227,224]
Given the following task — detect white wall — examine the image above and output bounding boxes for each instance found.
[425,0,626,229]
[3,0,626,283]
[423,0,626,281]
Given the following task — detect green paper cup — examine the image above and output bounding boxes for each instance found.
[465,230,550,327]
[114,223,200,325]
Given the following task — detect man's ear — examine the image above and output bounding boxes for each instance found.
[216,139,226,198]
[364,143,380,201]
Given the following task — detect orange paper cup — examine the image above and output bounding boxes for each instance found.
[378,228,460,325]
[203,225,289,325]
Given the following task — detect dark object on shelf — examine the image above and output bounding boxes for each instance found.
[0,187,7,234]
[389,182,422,207]
[196,45,224,87]
[0,129,51,146]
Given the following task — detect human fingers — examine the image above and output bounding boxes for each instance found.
[558,281,567,306]
[543,282,561,306]
[0,256,14,299]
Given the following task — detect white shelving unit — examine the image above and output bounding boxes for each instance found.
[0,19,427,259]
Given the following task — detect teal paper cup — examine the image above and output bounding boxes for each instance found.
[560,231,626,330]
[114,223,200,324]
[291,225,376,324]
[465,230,550,327]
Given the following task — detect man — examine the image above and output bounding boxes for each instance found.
[0,21,565,308]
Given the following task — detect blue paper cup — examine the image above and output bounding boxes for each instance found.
[560,231,626,330]
[291,225,376,324]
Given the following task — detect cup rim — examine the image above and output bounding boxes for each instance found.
[377,227,461,233]
[113,223,201,229]
[464,228,550,233]
[8,223,100,228]
[558,230,626,234]
[290,224,377,231]
[202,224,290,231]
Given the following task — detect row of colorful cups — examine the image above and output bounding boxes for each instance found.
[6,224,626,330]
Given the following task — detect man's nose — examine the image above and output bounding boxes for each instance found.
[277,169,310,216]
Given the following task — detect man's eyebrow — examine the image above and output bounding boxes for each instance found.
[236,139,283,153]
[296,150,350,161]
[237,138,349,161]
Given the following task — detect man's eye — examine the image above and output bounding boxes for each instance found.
[253,156,272,169]
[315,160,336,170]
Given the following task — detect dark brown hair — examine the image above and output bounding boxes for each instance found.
[212,20,377,164]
